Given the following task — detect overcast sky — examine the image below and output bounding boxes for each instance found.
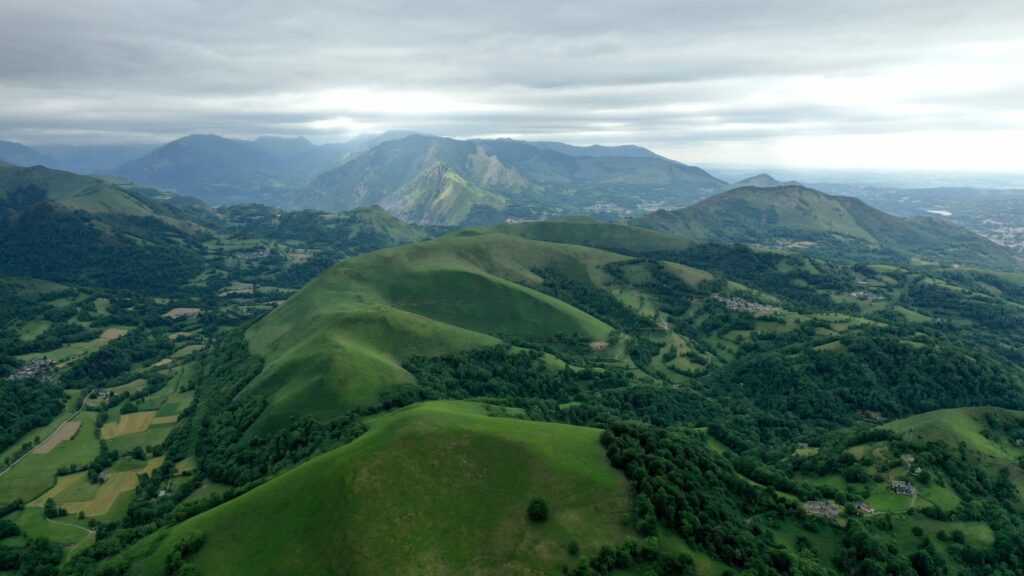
[1,0,1022,171]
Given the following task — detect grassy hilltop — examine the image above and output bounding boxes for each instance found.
[120,401,635,576]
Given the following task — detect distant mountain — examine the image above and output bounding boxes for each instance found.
[33,143,159,174]
[632,184,1021,269]
[524,140,663,158]
[108,132,421,207]
[299,135,724,225]
[0,163,209,292]
[0,141,159,174]
[0,141,55,167]
[721,173,800,191]
[110,134,296,205]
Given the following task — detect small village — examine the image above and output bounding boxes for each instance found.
[848,290,885,301]
[6,358,57,381]
[712,294,779,316]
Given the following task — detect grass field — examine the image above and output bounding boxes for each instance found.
[116,401,635,576]
[885,407,1020,461]
[29,457,165,519]
[106,425,175,453]
[33,420,81,454]
[101,411,157,439]
[0,412,100,504]
[0,391,81,465]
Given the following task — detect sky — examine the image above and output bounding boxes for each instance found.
[1,0,1023,171]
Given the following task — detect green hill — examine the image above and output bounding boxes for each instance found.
[490,217,694,253]
[631,185,1021,269]
[0,163,209,292]
[119,401,634,576]
[300,135,724,225]
[241,231,619,431]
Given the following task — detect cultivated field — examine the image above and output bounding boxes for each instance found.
[33,420,81,454]
[101,411,157,439]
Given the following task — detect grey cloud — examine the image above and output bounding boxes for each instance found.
[0,0,1022,171]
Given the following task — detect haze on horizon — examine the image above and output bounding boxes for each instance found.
[1,0,1022,172]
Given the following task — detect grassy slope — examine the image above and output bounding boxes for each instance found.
[125,401,634,576]
[885,407,1024,462]
[489,218,694,253]
[244,232,620,431]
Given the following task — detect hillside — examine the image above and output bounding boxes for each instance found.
[116,401,635,576]
[299,135,725,225]
[0,163,209,291]
[241,230,620,430]
[6,217,1024,574]
[632,185,1022,269]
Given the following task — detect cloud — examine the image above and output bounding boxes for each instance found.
[0,0,1022,170]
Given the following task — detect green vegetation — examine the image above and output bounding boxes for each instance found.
[632,185,1022,270]
[105,402,635,575]
[3,174,1024,576]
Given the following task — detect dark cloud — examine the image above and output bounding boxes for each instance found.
[1,0,1022,169]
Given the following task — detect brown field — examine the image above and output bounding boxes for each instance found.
[161,307,201,319]
[62,472,139,516]
[151,358,173,367]
[152,415,179,425]
[101,412,156,439]
[29,472,86,506]
[34,421,82,454]
[99,328,128,341]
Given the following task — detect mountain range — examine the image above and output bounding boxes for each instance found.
[299,135,724,224]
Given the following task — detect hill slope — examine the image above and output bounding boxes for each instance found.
[299,135,724,225]
[632,185,1021,269]
[0,163,208,291]
[242,231,620,430]
[121,401,633,576]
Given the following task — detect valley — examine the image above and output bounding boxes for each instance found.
[0,146,1023,576]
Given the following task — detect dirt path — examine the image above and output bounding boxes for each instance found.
[44,515,95,550]
[0,404,84,480]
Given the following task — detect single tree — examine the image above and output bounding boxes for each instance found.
[527,498,549,523]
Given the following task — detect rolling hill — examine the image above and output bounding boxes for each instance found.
[631,184,1022,269]
[240,229,622,431]
[0,163,210,292]
[115,401,635,576]
[298,135,725,225]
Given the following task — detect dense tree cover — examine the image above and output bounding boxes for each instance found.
[710,328,1024,438]
[175,329,366,486]
[61,328,174,389]
[0,204,205,294]
[0,377,65,453]
[643,245,857,313]
[601,422,823,574]
[0,537,63,575]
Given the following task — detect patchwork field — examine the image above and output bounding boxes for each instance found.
[33,420,82,454]
[0,412,100,503]
[101,411,157,439]
[28,457,165,518]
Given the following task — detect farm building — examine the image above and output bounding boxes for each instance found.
[803,501,839,518]
[851,501,875,515]
[890,479,916,496]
